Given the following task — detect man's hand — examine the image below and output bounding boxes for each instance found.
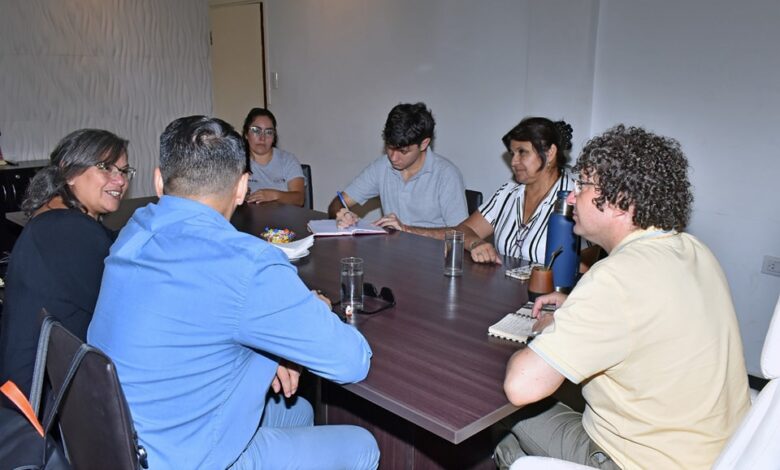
[271,361,302,398]
[336,207,359,228]
[246,189,279,204]
[532,292,567,317]
[374,213,406,232]
[469,241,502,265]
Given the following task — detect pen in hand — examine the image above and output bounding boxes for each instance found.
[524,301,557,336]
[337,191,349,209]
[335,192,358,228]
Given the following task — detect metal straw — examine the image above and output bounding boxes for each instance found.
[545,246,563,270]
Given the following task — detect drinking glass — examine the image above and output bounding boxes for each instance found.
[340,257,364,311]
[444,230,464,277]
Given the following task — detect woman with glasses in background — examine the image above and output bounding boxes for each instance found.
[463,117,576,265]
[0,129,132,396]
[242,107,306,206]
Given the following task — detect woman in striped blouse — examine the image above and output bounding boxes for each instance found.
[464,117,575,265]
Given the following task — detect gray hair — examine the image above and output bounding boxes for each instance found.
[22,129,128,215]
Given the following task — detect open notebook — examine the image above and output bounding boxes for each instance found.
[307,219,386,236]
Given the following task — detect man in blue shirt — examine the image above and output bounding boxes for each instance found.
[88,116,379,469]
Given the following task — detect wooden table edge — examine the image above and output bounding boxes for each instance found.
[343,382,520,444]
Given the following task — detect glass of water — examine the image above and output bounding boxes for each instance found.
[340,257,364,311]
[444,230,464,277]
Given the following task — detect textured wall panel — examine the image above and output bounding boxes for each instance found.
[0,0,212,197]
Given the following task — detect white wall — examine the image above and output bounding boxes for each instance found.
[591,0,780,374]
[263,0,599,217]
[0,0,212,198]
[265,0,778,373]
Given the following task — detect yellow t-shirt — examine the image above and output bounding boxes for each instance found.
[530,229,750,470]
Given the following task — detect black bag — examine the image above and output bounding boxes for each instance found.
[0,386,72,470]
[0,315,84,470]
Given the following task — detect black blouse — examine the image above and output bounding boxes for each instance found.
[0,209,114,396]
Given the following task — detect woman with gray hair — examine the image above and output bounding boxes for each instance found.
[0,128,133,396]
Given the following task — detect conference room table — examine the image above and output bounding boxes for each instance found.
[231,202,530,469]
[4,195,158,231]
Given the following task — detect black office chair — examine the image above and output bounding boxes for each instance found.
[465,189,483,215]
[301,164,313,209]
[44,319,147,469]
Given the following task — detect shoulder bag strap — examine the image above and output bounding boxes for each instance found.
[29,312,57,415]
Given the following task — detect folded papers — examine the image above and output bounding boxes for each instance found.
[272,234,314,260]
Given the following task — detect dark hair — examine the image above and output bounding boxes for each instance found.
[21,129,128,215]
[159,116,246,197]
[502,117,573,171]
[242,107,278,147]
[575,124,693,231]
[382,102,435,148]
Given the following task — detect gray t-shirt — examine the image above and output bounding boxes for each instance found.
[344,150,468,228]
[248,148,304,193]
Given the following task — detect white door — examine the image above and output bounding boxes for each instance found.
[209,2,266,131]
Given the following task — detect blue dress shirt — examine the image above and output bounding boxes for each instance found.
[88,195,372,469]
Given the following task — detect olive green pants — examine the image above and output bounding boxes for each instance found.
[494,400,620,469]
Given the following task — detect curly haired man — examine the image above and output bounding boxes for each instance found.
[495,125,750,469]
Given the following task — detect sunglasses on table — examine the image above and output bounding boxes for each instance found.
[333,282,396,315]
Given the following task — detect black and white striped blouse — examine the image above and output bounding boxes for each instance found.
[478,172,576,264]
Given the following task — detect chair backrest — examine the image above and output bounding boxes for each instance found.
[465,189,483,215]
[46,322,146,469]
[712,293,780,469]
[301,164,313,209]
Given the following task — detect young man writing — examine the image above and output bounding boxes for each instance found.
[328,102,468,230]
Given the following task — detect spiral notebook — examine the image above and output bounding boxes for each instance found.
[487,307,537,343]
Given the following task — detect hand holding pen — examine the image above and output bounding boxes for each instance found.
[531,292,567,317]
[335,192,359,228]
[529,292,567,336]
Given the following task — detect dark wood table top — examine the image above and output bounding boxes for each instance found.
[4,209,26,228]
[4,196,158,231]
[0,159,49,172]
[102,196,158,231]
[231,203,528,444]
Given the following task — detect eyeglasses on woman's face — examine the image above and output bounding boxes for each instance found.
[248,126,276,138]
[95,161,136,181]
